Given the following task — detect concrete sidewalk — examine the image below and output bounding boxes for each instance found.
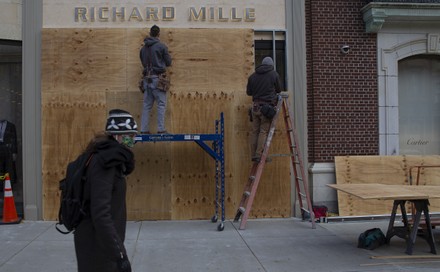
[0,218,439,272]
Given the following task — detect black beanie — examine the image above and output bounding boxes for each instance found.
[150,25,160,37]
[105,109,138,134]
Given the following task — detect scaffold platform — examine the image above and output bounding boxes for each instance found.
[134,113,226,231]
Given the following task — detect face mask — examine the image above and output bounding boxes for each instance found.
[121,135,135,148]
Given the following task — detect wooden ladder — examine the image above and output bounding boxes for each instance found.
[234,93,316,230]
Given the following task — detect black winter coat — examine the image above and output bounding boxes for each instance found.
[246,63,282,103]
[74,138,135,272]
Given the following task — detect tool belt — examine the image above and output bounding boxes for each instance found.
[143,69,159,84]
[140,71,170,93]
[157,73,170,92]
[253,101,277,119]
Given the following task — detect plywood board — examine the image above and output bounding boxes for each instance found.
[105,87,172,220]
[166,28,254,92]
[42,28,292,221]
[334,155,440,216]
[41,92,107,220]
[327,184,429,200]
[404,185,440,199]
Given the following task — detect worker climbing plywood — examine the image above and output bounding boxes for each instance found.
[41,28,292,221]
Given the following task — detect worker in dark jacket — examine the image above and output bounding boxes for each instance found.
[246,56,283,162]
[140,25,172,134]
[74,109,137,272]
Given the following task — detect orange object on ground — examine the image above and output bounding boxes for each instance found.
[1,173,22,224]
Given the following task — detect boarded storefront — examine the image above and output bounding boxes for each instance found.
[41,26,291,220]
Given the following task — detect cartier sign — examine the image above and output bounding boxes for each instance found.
[74,6,256,22]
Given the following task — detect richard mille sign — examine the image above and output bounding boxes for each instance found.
[74,6,256,23]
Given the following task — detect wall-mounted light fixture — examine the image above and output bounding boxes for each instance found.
[340,45,350,54]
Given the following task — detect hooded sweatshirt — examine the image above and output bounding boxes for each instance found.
[246,60,283,103]
[140,37,172,74]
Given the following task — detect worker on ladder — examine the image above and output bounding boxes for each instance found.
[246,56,284,163]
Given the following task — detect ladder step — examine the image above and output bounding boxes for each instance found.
[235,94,315,229]
[301,207,311,213]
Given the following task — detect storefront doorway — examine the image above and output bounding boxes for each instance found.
[399,55,440,155]
[0,39,23,217]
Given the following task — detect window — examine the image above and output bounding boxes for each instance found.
[398,55,440,155]
[254,31,286,90]
[0,39,22,210]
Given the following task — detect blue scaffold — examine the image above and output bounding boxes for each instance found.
[135,113,226,231]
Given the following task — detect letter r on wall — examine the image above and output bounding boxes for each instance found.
[75,7,87,22]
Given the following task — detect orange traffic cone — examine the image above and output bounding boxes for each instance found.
[1,173,22,224]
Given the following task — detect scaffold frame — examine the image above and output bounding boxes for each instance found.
[135,113,225,231]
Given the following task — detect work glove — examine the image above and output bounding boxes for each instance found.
[117,254,132,272]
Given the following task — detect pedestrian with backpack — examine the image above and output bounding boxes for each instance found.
[73,109,137,272]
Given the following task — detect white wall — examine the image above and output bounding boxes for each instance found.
[42,0,285,29]
[309,163,337,212]
[0,0,22,40]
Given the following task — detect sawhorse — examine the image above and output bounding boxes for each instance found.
[386,199,437,255]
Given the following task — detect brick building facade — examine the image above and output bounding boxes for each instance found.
[306,0,379,163]
[305,0,440,212]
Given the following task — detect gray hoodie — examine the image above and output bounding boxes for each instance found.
[140,37,172,74]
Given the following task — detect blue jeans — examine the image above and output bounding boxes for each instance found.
[141,76,167,132]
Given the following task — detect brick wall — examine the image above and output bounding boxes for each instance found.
[305,0,378,163]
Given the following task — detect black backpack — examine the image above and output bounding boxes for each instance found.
[55,152,93,234]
